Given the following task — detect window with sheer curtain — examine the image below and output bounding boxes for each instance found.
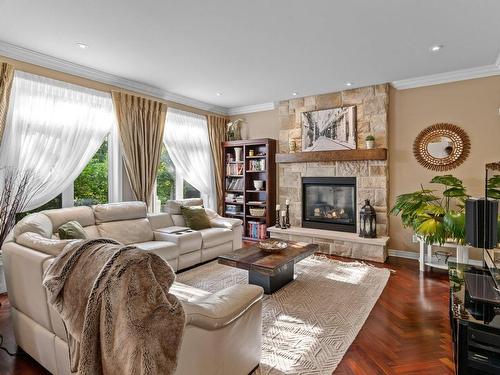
[0,71,118,212]
[160,108,216,210]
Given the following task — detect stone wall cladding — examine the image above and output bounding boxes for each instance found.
[277,84,389,237]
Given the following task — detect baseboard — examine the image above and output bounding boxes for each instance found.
[388,248,484,267]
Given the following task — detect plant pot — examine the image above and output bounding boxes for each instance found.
[366,140,375,149]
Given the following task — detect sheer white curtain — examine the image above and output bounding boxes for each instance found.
[0,71,115,211]
[163,108,217,210]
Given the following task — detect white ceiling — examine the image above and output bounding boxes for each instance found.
[0,0,499,112]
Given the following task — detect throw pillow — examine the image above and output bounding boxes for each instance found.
[180,206,211,230]
[58,221,88,240]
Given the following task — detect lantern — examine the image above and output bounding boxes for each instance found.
[359,199,377,238]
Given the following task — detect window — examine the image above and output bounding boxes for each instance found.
[74,138,109,206]
[155,145,200,212]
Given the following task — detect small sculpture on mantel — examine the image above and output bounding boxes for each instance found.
[275,204,281,228]
[285,200,291,228]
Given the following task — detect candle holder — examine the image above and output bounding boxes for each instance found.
[280,211,287,229]
[285,203,290,228]
[275,206,281,228]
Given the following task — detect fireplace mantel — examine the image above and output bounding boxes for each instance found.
[275,148,387,164]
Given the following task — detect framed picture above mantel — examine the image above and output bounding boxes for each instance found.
[302,105,357,152]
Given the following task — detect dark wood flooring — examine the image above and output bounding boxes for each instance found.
[0,255,453,375]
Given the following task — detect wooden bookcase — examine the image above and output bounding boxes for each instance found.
[222,138,276,241]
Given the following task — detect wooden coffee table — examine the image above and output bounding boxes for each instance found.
[218,240,318,294]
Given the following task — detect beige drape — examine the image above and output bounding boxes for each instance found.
[207,114,228,214]
[0,62,14,143]
[112,92,166,207]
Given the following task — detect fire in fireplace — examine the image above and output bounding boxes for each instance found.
[302,177,356,232]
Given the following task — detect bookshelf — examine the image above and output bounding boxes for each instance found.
[223,138,276,241]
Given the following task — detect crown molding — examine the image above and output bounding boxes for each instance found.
[227,102,276,116]
[0,40,229,115]
[391,63,500,90]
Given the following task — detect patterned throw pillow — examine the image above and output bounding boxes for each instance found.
[58,221,88,240]
[180,206,212,230]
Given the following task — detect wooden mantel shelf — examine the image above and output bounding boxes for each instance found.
[275,148,387,163]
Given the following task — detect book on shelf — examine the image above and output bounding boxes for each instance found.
[226,163,243,176]
[225,178,244,191]
[247,221,267,240]
[248,159,266,172]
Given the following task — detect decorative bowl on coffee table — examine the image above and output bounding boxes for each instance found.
[258,239,288,253]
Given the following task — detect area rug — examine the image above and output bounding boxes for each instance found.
[177,255,390,375]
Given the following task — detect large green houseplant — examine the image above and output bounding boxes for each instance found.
[390,175,469,245]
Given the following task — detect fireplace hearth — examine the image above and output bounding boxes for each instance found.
[302,177,356,232]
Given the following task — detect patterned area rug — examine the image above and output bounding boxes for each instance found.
[177,255,390,374]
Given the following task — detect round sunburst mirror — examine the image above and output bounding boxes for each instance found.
[413,123,471,171]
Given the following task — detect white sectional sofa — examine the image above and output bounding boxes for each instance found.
[2,200,263,375]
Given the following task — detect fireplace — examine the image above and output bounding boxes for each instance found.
[302,177,357,232]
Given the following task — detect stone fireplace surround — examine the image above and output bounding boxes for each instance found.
[270,84,390,262]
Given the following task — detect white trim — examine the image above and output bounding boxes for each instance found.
[388,249,419,260]
[0,40,228,115]
[388,248,483,267]
[226,102,276,116]
[108,127,123,203]
[391,64,500,90]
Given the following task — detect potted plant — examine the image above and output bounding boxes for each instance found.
[365,135,375,149]
[390,175,469,245]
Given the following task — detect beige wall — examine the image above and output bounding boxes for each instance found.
[389,75,500,254]
[229,109,280,141]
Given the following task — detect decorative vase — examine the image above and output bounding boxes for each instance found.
[234,147,243,162]
[366,140,375,149]
[253,180,264,191]
[359,199,377,238]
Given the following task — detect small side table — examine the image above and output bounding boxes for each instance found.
[418,238,470,272]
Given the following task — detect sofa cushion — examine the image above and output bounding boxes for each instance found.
[198,227,233,249]
[83,225,101,239]
[134,241,179,260]
[14,213,53,239]
[97,218,154,245]
[181,206,211,230]
[58,221,88,240]
[42,206,95,233]
[93,201,147,224]
[165,198,204,215]
[147,212,174,230]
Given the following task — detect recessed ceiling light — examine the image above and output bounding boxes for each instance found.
[216,92,222,96]
[430,45,443,52]
[292,92,298,96]
[76,42,88,49]
[345,82,353,87]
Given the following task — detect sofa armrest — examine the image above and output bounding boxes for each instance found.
[204,209,243,230]
[16,232,76,256]
[182,284,263,330]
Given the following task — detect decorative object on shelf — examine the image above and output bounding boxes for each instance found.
[359,199,377,238]
[249,159,265,171]
[249,207,265,217]
[413,123,470,171]
[365,134,375,149]
[275,204,281,228]
[434,249,452,264]
[226,119,243,141]
[249,149,255,157]
[285,199,291,228]
[289,139,297,153]
[280,210,287,229]
[234,147,243,162]
[253,180,264,191]
[302,105,357,151]
[257,239,288,253]
[390,174,470,245]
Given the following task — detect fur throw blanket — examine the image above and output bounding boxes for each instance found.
[43,238,185,375]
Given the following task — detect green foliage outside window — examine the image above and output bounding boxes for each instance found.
[74,140,108,206]
[156,147,176,204]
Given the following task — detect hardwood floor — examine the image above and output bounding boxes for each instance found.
[0,255,454,375]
